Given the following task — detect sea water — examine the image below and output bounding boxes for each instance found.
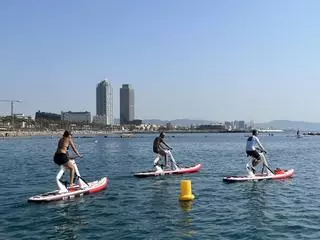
[0,133,319,239]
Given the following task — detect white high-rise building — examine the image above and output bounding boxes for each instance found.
[95,79,113,125]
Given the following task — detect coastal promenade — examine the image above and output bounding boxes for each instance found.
[0,130,107,138]
[0,129,249,138]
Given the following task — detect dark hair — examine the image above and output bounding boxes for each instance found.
[63,130,72,138]
[252,129,258,136]
[159,132,165,138]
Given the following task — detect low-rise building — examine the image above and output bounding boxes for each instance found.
[61,111,91,123]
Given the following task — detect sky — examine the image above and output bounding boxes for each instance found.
[1,0,320,123]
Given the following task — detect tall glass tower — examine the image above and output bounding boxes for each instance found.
[120,84,134,124]
[96,80,113,125]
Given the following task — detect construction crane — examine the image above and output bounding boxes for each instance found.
[0,99,23,126]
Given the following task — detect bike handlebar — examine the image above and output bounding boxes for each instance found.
[69,155,83,160]
[256,148,267,154]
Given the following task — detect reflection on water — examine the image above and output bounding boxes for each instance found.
[179,200,193,212]
[53,200,88,240]
[177,201,197,238]
[245,182,267,229]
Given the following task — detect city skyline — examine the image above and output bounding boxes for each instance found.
[1,1,320,122]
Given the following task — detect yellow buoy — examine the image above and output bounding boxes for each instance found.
[179,180,195,201]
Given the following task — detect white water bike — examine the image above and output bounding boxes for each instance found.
[245,150,273,177]
[223,150,294,182]
[134,149,202,177]
[28,157,108,202]
[56,157,88,193]
[153,149,180,173]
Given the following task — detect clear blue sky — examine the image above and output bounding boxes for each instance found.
[1,0,320,122]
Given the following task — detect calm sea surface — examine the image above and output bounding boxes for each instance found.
[0,133,319,239]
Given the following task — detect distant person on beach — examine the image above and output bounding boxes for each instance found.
[153,132,172,167]
[246,129,271,176]
[297,129,300,136]
[53,130,82,187]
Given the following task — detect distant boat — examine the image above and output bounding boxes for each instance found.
[120,133,136,138]
[258,129,283,133]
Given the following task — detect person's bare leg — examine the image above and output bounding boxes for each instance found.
[251,158,262,174]
[159,150,167,167]
[64,161,75,187]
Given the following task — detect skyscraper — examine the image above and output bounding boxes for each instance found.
[96,80,113,125]
[120,84,134,124]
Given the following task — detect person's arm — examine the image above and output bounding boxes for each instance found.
[255,137,266,153]
[161,140,173,150]
[69,139,81,157]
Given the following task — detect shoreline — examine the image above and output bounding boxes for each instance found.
[0,129,250,138]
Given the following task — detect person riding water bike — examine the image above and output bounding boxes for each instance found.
[153,132,173,170]
[246,129,272,176]
[54,130,82,187]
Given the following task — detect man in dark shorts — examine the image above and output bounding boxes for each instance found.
[246,129,272,176]
[153,132,172,168]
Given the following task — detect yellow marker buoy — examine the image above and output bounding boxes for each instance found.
[179,180,195,201]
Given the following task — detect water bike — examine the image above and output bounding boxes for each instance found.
[134,149,202,177]
[28,157,108,202]
[223,150,294,182]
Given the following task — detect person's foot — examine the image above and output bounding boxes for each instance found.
[68,184,77,192]
[155,165,164,175]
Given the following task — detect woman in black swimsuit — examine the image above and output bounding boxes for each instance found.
[54,130,82,187]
